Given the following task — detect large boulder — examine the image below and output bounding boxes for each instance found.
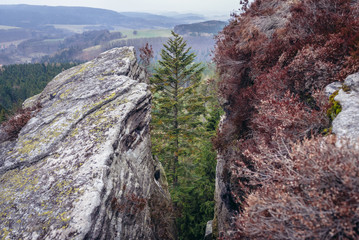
[0,47,175,239]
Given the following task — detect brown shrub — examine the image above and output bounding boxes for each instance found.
[236,136,359,239]
[214,0,359,146]
[1,102,41,141]
[214,0,359,237]
[250,90,329,150]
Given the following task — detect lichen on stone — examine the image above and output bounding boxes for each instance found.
[0,47,175,239]
[327,90,342,122]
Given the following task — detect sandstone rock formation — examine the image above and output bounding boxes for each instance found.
[0,47,175,239]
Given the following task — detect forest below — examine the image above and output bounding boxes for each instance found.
[0,63,77,121]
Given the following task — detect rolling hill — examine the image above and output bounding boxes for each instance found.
[0,5,205,29]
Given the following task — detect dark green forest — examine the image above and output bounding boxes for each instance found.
[0,63,77,122]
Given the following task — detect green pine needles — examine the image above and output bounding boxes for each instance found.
[150,31,221,240]
[151,31,206,187]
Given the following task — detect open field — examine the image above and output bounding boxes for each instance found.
[48,25,172,39]
[42,38,64,43]
[0,39,27,47]
[50,24,102,34]
[0,25,20,30]
[83,29,173,54]
[119,29,172,39]
[83,45,102,52]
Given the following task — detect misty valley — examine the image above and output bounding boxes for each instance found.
[0,5,226,65]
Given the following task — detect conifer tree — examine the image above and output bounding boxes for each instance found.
[0,108,6,123]
[151,31,205,187]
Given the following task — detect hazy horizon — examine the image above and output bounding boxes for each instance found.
[0,0,241,16]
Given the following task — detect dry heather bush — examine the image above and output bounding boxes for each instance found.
[1,103,41,141]
[139,43,154,68]
[224,89,330,218]
[250,90,329,150]
[214,0,359,237]
[214,0,359,146]
[235,136,359,239]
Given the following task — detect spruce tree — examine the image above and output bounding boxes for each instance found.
[151,31,205,187]
[0,108,6,123]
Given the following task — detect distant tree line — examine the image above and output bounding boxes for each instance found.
[174,20,227,35]
[0,62,77,122]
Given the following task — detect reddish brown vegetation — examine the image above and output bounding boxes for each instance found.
[139,43,154,68]
[214,0,359,238]
[1,102,41,141]
[215,0,359,144]
[237,136,359,239]
[111,192,147,216]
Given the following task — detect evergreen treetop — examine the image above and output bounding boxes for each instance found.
[150,31,205,187]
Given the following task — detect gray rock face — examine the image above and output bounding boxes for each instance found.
[251,0,291,38]
[331,72,359,146]
[325,81,342,97]
[204,220,213,240]
[0,47,175,239]
[213,118,239,238]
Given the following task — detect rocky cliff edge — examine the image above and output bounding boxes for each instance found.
[0,47,175,239]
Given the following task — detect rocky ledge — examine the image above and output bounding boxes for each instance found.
[332,72,359,146]
[0,47,175,239]
[326,72,359,147]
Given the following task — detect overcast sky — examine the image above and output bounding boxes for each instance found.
[0,0,241,15]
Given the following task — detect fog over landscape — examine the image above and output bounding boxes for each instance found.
[0,0,240,15]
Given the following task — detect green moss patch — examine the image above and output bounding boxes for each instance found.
[327,90,342,122]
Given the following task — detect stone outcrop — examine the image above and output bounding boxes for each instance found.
[0,47,175,239]
[213,138,239,238]
[204,220,213,240]
[326,72,359,146]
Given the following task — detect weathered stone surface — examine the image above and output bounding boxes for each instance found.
[332,72,359,146]
[0,47,175,239]
[251,0,291,38]
[204,220,213,240]
[213,117,239,239]
[325,81,342,97]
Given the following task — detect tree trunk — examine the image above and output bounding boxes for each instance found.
[173,63,179,187]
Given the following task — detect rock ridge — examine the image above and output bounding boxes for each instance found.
[0,47,175,239]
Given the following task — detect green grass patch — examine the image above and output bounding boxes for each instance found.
[42,39,64,43]
[83,45,102,52]
[327,90,342,122]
